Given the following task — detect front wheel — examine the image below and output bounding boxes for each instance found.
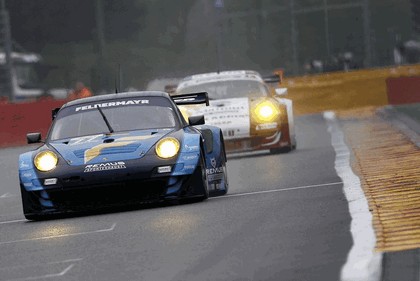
[185,152,209,203]
[198,153,209,200]
[210,144,229,196]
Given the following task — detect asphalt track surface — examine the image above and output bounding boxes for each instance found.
[0,115,353,281]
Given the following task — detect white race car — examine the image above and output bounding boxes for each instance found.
[175,70,296,154]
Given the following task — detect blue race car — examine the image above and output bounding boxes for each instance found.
[18,91,228,220]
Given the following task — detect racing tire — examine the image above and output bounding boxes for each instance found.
[197,152,209,201]
[210,143,229,196]
[184,151,209,203]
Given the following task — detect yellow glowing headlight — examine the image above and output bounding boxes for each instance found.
[155,137,180,159]
[254,101,279,122]
[34,151,58,172]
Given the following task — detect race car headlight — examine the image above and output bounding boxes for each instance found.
[34,151,58,172]
[253,101,279,122]
[155,137,180,159]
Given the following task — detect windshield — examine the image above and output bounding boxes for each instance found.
[177,80,270,100]
[14,63,41,89]
[49,97,178,140]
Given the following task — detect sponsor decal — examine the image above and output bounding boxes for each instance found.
[207,114,248,119]
[176,97,195,102]
[20,161,30,169]
[207,160,224,181]
[184,165,196,170]
[186,98,251,139]
[84,161,126,172]
[208,173,224,182]
[182,154,198,161]
[157,166,171,173]
[211,157,217,168]
[184,144,199,151]
[223,129,235,137]
[206,167,223,175]
[199,105,246,114]
[44,178,58,185]
[69,135,102,146]
[75,100,149,112]
[256,122,278,130]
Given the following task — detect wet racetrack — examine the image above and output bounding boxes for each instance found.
[0,115,353,281]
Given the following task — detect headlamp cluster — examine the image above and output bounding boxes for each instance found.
[253,100,280,123]
[34,151,58,172]
[155,137,180,159]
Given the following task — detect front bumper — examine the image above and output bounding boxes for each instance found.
[19,153,206,214]
[224,124,290,153]
[21,164,205,215]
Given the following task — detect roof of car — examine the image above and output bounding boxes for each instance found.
[177,70,264,90]
[63,91,170,108]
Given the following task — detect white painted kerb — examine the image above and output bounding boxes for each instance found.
[323,111,382,281]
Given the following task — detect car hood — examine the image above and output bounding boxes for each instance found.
[49,129,174,165]
[180,97,251,138]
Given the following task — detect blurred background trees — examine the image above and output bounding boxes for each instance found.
[3,0,415,92]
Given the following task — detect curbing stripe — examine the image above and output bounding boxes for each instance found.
[324,111,382,281]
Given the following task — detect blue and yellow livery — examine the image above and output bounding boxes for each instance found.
[18,91,228,220]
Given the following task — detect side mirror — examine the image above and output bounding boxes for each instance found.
[275,88,288,96]
[188,115,205,126]
[52,108,60,120]
[27,133,42,144]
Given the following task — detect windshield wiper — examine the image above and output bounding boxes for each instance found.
[95,106,114,134]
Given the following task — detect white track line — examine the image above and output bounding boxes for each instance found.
[5,264,75,281]
[0,219,26,225]
[47,258,83,265]
[210,181,343,200]
[324,111,382,281]
[0,258,82,271]
[0,223,116,245]
[0,193,14,198]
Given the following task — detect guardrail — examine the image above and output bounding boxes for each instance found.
[1,65,420,148]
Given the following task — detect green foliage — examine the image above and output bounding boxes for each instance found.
[21,0,413,91]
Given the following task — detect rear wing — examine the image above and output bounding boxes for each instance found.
[263,69,284,85]
[171,92,209,106]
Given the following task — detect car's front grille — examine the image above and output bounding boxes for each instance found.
[47,179,168,209]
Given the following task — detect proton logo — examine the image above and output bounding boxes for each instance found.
[211,158,217,169]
